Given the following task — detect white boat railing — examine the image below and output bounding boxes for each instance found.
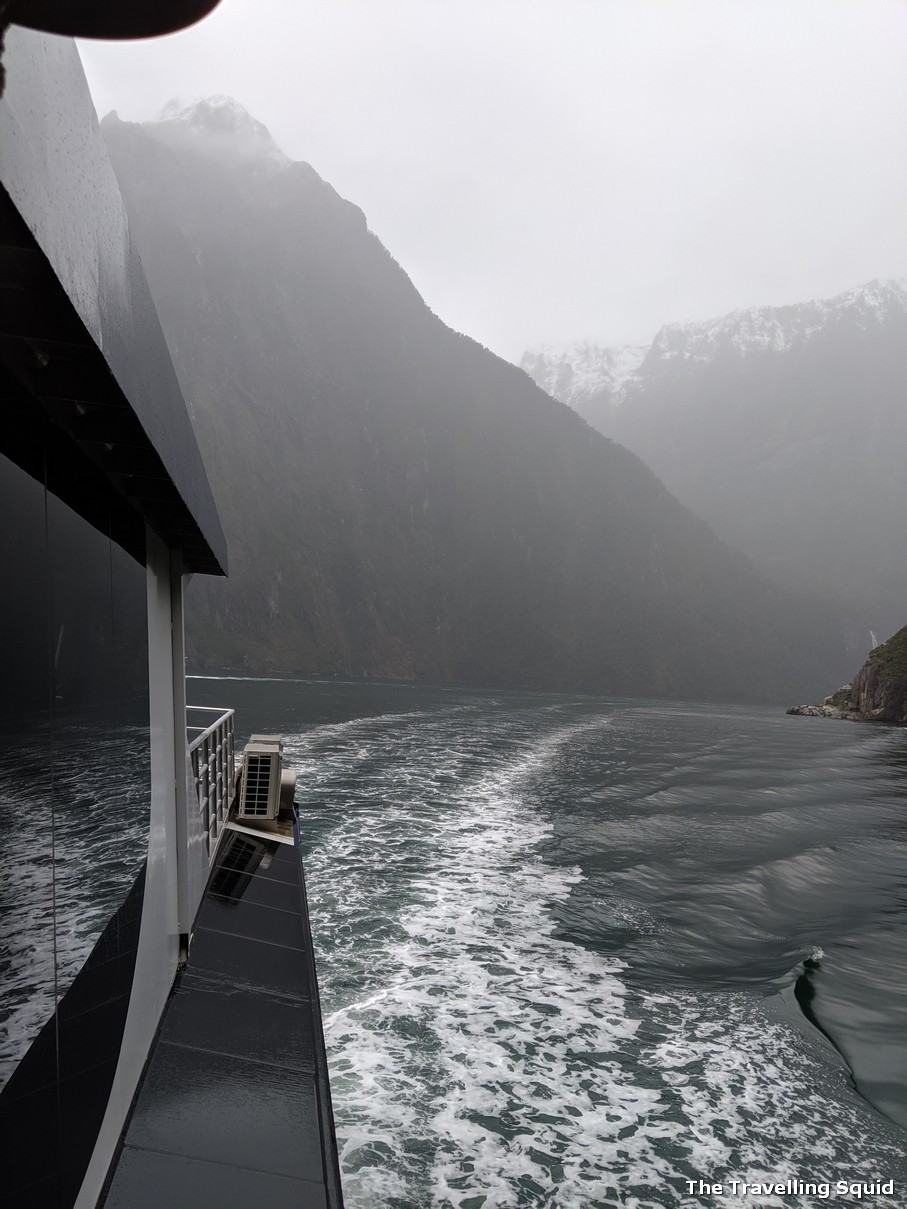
[187,706,236,859]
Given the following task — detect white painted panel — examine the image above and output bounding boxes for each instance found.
[173,562,209,933]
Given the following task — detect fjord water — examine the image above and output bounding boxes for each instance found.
[191,677,907,1207]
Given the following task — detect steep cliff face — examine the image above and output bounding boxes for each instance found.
[102,100,852,702]
[834,628,907,722]
[790,626,907,722]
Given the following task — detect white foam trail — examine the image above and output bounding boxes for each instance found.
[299,708,904,1208]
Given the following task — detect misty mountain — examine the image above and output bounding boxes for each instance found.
[102,98,851,702]
[523,282,907,645]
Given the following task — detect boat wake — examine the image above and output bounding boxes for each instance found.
[292,707,906,1208]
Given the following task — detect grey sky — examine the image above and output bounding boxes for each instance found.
[78,0,907,362]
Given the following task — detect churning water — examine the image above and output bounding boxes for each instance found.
[190,677,907,1208]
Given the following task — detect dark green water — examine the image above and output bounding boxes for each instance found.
[190,676,907,1207]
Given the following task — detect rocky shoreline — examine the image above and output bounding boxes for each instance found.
[787,625,907,724]
[786,690,863,721]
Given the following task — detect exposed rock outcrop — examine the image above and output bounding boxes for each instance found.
[788,626,907,723]
[785,694,860,721]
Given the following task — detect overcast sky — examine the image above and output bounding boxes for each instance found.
[78,0,907,362]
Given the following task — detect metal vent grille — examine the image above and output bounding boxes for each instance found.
[237,737,283,822]
[241,754,274,816]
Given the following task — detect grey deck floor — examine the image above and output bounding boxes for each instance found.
[103,830,343,1209]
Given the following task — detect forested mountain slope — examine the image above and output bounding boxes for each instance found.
[103,99,850,702]
[524,282,907,646]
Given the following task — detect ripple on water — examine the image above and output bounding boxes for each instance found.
[294,707,907,1209]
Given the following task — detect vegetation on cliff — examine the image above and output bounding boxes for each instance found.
[867,626,907,688]
[103,101,852,703]
[525,284,907,654]
[790,625,907,722]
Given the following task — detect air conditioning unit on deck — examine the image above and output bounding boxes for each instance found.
[238,735,284,821]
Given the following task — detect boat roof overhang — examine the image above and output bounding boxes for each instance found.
[2,0,224,40]
[0,28,227,576]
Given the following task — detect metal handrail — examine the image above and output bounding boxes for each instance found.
[187,706,235,860]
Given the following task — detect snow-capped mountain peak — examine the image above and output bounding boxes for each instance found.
[520,339,649,411]
[523,278,907,407]
[651,278,907,366]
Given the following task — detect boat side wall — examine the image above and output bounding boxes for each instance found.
[0,27,227,1208]
[0,25,226,573]
[74,531,185,1208]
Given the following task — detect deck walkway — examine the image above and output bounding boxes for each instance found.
[102,827,343,1209]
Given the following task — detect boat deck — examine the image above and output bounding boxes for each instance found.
[102,828,343,1208]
